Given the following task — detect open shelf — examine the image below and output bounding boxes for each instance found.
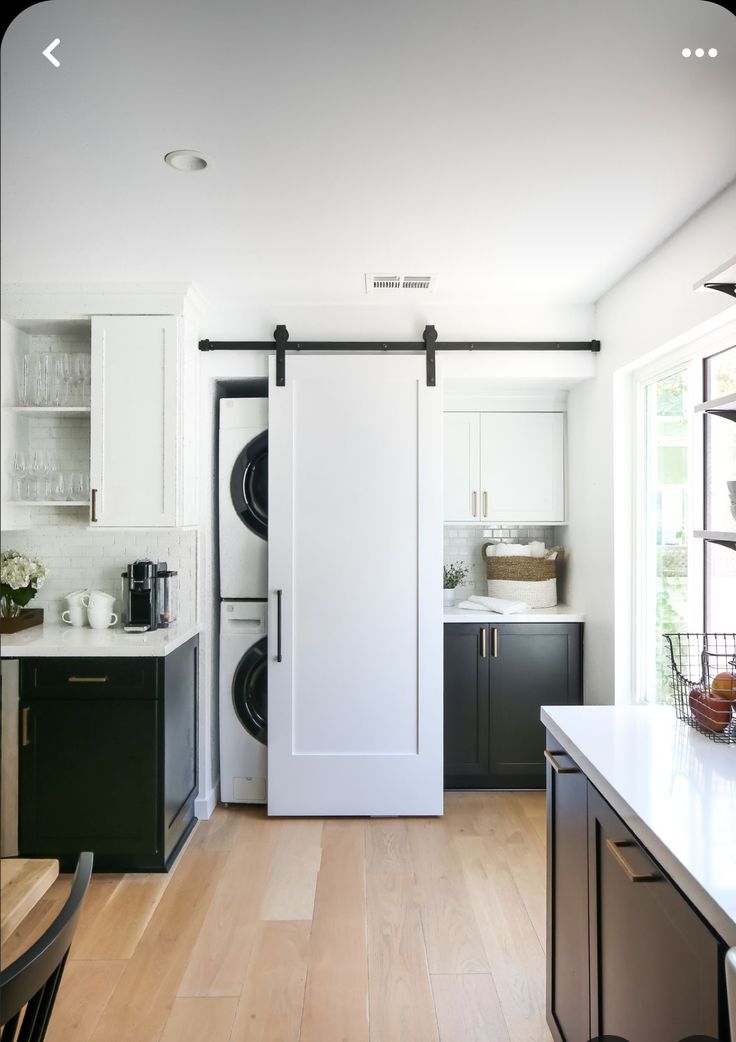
[694,393,736,421]
[694,530,736,551]
[10,501,89,508]
[9,406,90,416]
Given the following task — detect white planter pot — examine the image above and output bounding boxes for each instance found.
[443,588,456,607]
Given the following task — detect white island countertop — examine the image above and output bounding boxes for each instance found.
[445,604,584,623]
[0,622,199,658]
[542,704,736,946]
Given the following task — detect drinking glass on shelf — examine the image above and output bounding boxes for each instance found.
[51,471,66,502]
[78,354,91,407]
[50,356,65,406]
[62,353,76,405]
[15,354,29,405]
[11,450,27,500]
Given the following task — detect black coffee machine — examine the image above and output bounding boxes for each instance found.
[121,560,178,632]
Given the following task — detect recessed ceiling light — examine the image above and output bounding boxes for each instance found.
[164,150,208,172]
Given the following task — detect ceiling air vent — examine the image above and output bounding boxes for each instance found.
[365,273,435,294]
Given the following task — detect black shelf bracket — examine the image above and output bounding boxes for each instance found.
[274,324,289,386]
[423,325,438,386]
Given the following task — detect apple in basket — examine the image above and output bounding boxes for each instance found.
[711,671,736,702]
[689,686,732,733]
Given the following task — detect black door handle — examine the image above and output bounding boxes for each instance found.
[276,589,283,662]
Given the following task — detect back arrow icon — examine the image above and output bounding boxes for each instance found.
[43,39,60,67]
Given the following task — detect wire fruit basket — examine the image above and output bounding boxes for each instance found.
[664,633,736,744]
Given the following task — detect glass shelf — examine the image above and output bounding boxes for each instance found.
[10,500,89,508]
[9,406,90,415]
[694,530,736,551]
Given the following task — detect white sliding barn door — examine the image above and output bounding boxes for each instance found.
[268,354,443,816]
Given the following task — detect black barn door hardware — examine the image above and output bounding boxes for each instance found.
[199,327,601,386]
[704,282,736,298]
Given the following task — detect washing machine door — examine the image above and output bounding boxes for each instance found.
[232,635,267,744]
[230,430,268,540]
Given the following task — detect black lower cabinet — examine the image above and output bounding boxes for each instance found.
[588,786,723,1042]
[19,636,198,872]
[546,746,590,1042]
[444,622,582,789]
[546,729,729,1042]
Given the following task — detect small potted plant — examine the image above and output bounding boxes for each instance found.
[0,548,47,633]
[443,561,469,607]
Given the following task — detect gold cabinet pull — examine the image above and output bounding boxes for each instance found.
[471,491,478,517]
[491,628,498,657]
[544,749,580,774]
[68,675,108,683]
[91,488,98,523]
[606,838,660,883]
[483,491,488,517]
[480,627,487,658]
[21,707,30,747]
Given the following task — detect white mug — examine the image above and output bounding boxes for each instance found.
[64,588,89,608]
[87,608,118,630]
[87,590,115,611]
[62,605,87,627]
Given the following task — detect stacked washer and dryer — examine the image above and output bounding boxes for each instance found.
[218,398,269,804]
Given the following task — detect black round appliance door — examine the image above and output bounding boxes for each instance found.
[232,636,267,744]
[230,430,268,540]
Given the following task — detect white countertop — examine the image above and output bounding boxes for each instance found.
[444,604,584,623]
[542,704,736,946]
[0,622,199,658]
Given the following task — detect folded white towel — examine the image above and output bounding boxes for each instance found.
[456,595,530,615]
[528,541,546,558]
[494,544,530,557]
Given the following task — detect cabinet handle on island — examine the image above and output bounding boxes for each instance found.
[91,488,98,523]
[605,838,661,883]
[68,676,108,683]
[480,628,487,658]
[21,707,30,747]
[491,627,498,657]
[544,749,580,774]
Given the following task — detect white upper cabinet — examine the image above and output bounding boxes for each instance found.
[443,412,481,521]
[90,315,197,527]
[444,410,565,523]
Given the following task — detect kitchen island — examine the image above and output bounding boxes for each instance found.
[543,704,735,1042]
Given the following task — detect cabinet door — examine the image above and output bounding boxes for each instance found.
[444,412,480,521]
[444,624,490,787]
[545,739,590,1042]
[488,623,581,788]
[163,638,198,863]
[480,412,564,522]
[588,786,723,1042]
[90,315,180,526]
[19,697,159,871]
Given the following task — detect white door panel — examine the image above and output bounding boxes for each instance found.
[268,354,443,816]
[480,411,565,522]
[443,412,480,521]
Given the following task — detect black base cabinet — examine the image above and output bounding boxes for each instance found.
[19,636,198,873]
[444,623,582,789]
[546,730,729,1042]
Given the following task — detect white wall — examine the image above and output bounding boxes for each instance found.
[566,180,736,705]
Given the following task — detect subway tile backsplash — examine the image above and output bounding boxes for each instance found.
[1,526,197,625]
[443,525,557,597]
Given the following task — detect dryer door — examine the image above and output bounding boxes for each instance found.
[232,635,267,744]
[230,430,268,540]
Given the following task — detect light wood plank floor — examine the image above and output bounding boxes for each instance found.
[1,793,553,1042]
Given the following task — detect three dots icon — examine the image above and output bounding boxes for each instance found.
[682,47,718,57]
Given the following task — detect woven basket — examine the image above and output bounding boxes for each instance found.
[481,543,564,608]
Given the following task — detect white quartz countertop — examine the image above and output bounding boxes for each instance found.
[542,704,736,946]
[444,604,584,623]
[0,622,199,658]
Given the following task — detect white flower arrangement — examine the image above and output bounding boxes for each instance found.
[0,548,46,617]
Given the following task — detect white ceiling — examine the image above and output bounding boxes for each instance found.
[2,0,735,316]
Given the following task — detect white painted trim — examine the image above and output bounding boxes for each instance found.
[624,317,736,705]
[194,782,219,820]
